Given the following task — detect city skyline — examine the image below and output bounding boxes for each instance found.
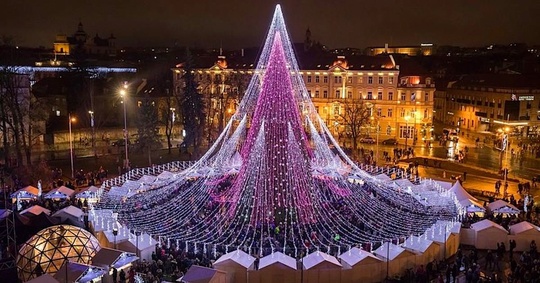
[2,0,540,49]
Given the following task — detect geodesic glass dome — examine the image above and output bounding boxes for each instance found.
[17,225,101,281]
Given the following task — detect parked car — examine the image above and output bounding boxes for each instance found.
[111,139,131,146]
[360,137,376,144]
[382,138,398,145]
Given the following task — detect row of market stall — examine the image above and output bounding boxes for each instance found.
[10,185,100,203]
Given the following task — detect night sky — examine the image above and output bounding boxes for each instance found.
[2,0,539,49]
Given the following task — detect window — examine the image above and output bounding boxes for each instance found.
[388,77,394,84]
[367,92,373,100]
[400,92,406,101]
[388,108,393,117]
[377,92,383,100]
[368,76,373,84]
[358,91,363,99]
[388,92,394,100]
[426,78,431,85]
[323,76,328,83]
[315,76,320,83]
[378,77,383,84]
[400,108,405,117]
[411,92,416,101]
[307,76,312,83]
[424,109,428,118]
[334,76,342,83]
[335,89,340,98]
[424,92,429,102]
[347,91,352,99]
[347,77,353,84]
[315,90,320,98]
[358,76,363,84]
[323,90,328,98]
[308,90,312,97]
[377,108,382,117]
[399,126,413,139]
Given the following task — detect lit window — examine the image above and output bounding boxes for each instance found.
[388,77,394,84]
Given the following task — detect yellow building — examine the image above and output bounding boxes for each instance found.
[366,43,436,56]
[172,54,435,148]
[437,74,540,137]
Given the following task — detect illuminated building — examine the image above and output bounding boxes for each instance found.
[436,74,540,136]
[365,43,436,56]
[172,54,435,147]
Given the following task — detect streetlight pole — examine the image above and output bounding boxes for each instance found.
[89,110,96,158]
[120,84,129,170]
[68,113,76,179]
[404,116,410,150]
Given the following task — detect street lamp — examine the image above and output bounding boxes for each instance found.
[170,107,176,139]
[503,127,510,187]
[68,114,76,179]
[88,110,96,157]
[112,226,118,249]
[119,84,129,170]
[371,116,380,165]
[404,115,411,150]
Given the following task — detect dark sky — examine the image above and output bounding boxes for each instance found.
[2,0,540,49]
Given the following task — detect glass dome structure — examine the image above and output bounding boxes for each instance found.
[17,225,101,281]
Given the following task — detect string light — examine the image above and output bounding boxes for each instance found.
[95,4,459,258]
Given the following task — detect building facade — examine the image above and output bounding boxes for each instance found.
[435,74,540,137]
[172,54,435,148]
[54,22,116,57]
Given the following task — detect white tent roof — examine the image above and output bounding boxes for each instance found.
[394,179,415,188]
[91,248,138,269]
[487,200,520,214]
[213,249,255,269]
[509,221,540,235]
[459,198,486,213]
[20,205,50,216]
[259,251,297,270]
[77,186,99,198]
[138,175,157,184]
[374,174,392,181]
[180,265,224,283]
[435,221,461,234]
[402,236,435,253]
[432,180,453,190]
[471,219,508,233]
[373,242,408,261]
[11,185,39,198]
[103,226,131,243]
[338,247,381,267]
[52,205,84,219]
[127,233,158,251]
[121,180,141,189]
[157,170,174,180]
[449,181,477,201]
[302,251,342,270]
[45,186,75,198]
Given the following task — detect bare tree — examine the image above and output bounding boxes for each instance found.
[338,100,371,153]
